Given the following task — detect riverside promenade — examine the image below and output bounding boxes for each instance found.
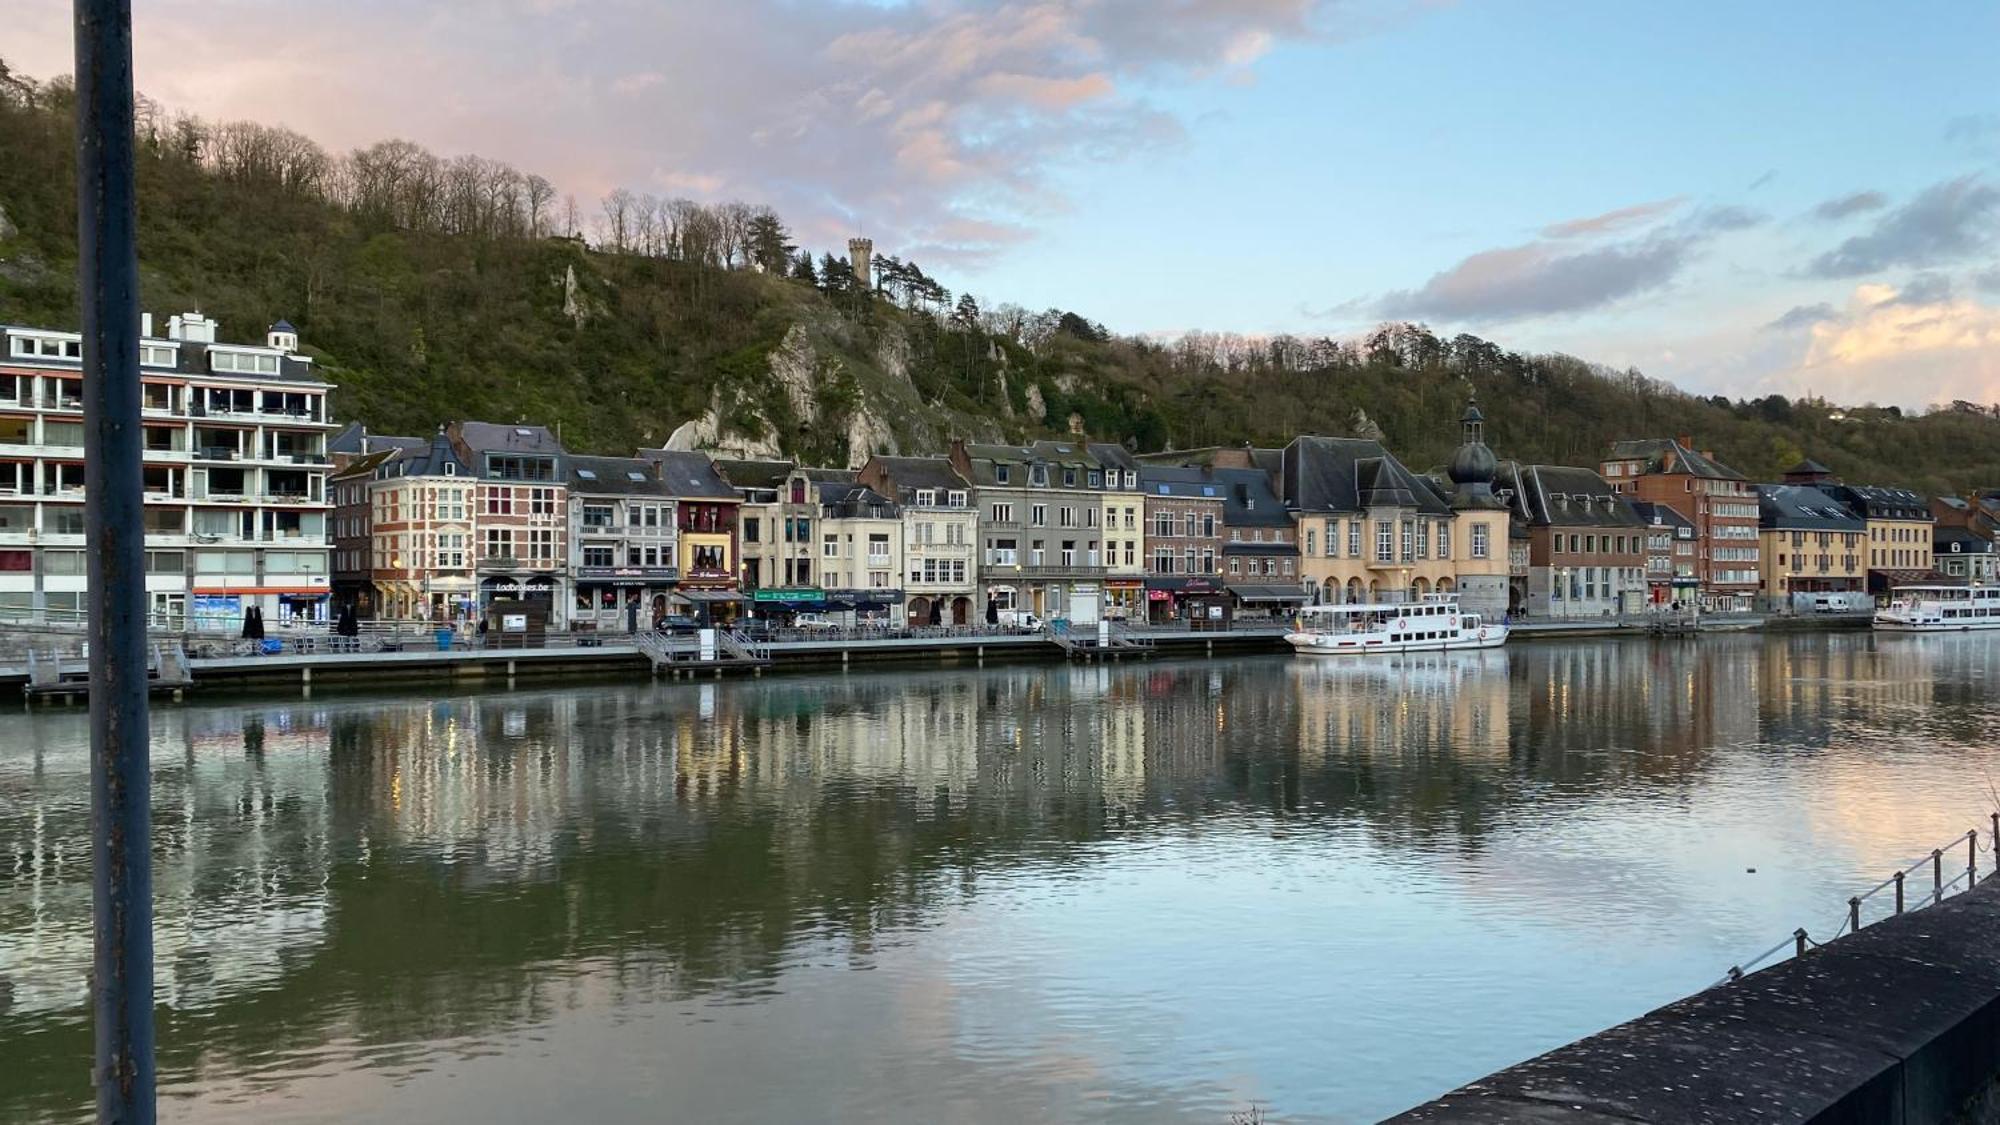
[0,610,1866,697]
[1394,844,2000,1124]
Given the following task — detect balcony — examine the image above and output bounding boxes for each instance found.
[982,563,1109,580]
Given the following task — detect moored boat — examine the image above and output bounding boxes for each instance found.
[1284,594,1509,656]
[1874,585,2000,632]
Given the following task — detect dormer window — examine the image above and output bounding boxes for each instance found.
[1030,467,1047,487]
[209,351,281,376]
[10,335,82,360]
[915,489,936,507]
[1063,469,1076,487]
[1124,471,1136,488]
[947,490,967,507]
[995,465,1010,485]
[1088,472,1102,488]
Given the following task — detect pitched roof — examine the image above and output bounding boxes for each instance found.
[569,454,671,496]
[1822,483,1932,521]
[638,449,739,499]
[1085,442,1139,471]
[1137,465,1225,500]
[454,420,566,455]
[1215,467,1290,529]
[712,458,795,490]
[1786,458,1833,475]
[1498,463,1643,529]
[864,455,972,499]
[1629,500,1695,532]
[1605,438,1746,481]
[1756,484,1865,531]
[1282,435,1449,515]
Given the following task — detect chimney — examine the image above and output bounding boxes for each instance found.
[1676,434,1694,450]
[166,311,217,344]
[141,312,153,337]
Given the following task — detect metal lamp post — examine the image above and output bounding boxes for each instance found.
[75,0,156,1119]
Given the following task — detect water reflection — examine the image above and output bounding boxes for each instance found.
[4,633,1999,1123]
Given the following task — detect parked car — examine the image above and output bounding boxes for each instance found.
[791,612,842,632]
[996,609,1042,630]
[655,614,701,635]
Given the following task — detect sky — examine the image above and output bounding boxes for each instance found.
[11,0,2000,408]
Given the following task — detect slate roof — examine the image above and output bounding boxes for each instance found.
[1498,463,1643,529]
[954,441,1102,489]
[1786,458,1834,476]
[329,422,368,456]
[820,484,899,519]
[1935,526,1994,553]
[1630,501,1695,534]
[713,458,795,490]
[4,319,328,384]
[639,449,740,499]
[454,420,566,455]
[1282,436,1450,516]
[1756,484,1866,531]
[331,446,398,482]
[1823,483,1931,522]
[1606,438,1747,481]
[865,456,972,500]
[1213,467,1290,529]
[1086,443,1139,472]
[569,454,670,496]
[398,430,468,477]
[1138,465,1225,501]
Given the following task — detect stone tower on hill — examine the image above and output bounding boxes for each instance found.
[848,238,873,290]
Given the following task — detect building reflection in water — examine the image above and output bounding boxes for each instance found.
[5,634,2000,1123]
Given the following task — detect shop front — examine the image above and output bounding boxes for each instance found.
[481,574,562,629]
[825,588,903,626]
[1104,578,1144,621]
[750,585,829,622]
[1229,582,1309,621]
[191,583,330,631]
[574,565,679,632]
[1145,576,1232,628]
[671,587,746,626]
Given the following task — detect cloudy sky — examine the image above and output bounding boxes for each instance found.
[12,1,2000,407]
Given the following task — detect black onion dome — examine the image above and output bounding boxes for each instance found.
[1449,439,1497,485]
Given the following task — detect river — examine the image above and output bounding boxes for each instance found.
[3,632,1998,1123]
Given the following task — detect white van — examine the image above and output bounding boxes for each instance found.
[996,609,1042,630]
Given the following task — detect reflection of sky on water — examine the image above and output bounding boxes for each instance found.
[4,633,2000,1123]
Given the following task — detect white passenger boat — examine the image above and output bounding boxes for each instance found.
[1874,585,2000,632]
[1285,594,1509,656]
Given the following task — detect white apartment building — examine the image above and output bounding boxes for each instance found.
[0,312,335,629]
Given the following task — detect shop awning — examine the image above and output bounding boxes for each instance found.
[1144,577,1225,594]
[1231,584,1309,604]
[674,590,746,605]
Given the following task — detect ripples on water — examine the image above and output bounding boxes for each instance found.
[3,632,1999,1123]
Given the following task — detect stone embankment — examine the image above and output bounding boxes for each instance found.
[1392,873,2000,1124]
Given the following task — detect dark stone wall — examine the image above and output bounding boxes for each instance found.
[1392,875,2000,1124]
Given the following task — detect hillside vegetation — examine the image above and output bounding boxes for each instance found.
[3,61,1998,495]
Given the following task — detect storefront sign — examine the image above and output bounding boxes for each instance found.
[754,586,827,603]
[485,580,554,595]
[190,593,242,633]
[502,614,528,632]
[577,566,676,587]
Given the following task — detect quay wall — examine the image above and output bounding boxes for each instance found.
[0,613,1878,698]
[1391,873,2000,1124]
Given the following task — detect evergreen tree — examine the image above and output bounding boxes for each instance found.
[790,250,818,284]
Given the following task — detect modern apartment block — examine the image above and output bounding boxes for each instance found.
[0,313,335,629]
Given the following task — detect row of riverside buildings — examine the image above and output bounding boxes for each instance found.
[0,314,1985,631]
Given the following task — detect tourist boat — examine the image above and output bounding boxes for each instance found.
[1874,585,2000,632]
[1284,594,1509,656]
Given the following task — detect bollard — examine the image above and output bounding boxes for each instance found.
[1934,848,1944,904]
[1794,928,1809,957]
[1894,870,1904,914]
[1849,896,1862,934]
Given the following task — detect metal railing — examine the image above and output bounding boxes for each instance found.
[1718,820,1992,986]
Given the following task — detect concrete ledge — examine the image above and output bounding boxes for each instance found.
[1392,877,2000,1124]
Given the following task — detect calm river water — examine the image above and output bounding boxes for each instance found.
[4,632,1999,1123]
